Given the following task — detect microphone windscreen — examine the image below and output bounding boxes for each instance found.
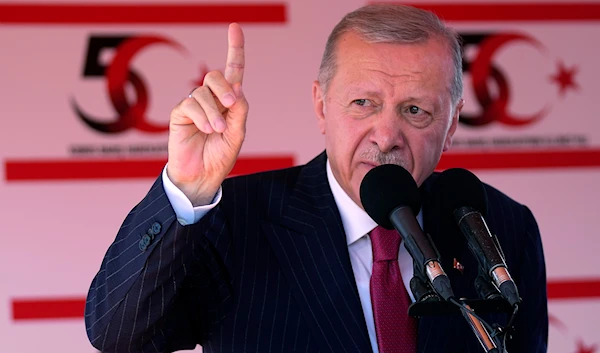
[434,168,488,216]
[360,164,421,229]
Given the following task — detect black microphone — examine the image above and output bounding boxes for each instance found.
[360,164,454,301]
[435,168,521,307]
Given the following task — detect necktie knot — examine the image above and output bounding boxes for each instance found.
[370,226,401,262]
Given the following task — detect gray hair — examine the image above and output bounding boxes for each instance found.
[317,4,463,104]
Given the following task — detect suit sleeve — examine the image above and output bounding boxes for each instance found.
[507,205,548,353]
[84,176,233,352]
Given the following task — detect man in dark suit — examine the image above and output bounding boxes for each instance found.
[85,4,547,353]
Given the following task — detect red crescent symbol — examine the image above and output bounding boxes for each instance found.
[470,33,548,126]
[105,36,187,132]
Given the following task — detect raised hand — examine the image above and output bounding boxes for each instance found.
[167,23,248,205]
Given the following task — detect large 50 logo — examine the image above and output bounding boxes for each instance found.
[460,33,549,127]
[72,35,186,133]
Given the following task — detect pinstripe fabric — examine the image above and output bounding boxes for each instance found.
[85,152,547,353]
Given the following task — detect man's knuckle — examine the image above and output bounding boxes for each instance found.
[204,70,223,83]
[181,97,196,109]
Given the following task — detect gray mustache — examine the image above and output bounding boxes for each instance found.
[359,149,407,166]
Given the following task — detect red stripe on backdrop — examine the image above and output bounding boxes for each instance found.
[12,298,85,320]
[4,156,295,181]
[11,279,600,320]
[5,149,600,181]
[0,3,287,24]
[400,3,600,21]
[436,149,600,170]
[548,280,600,300]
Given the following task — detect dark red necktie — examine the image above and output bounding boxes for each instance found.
[370,226,417,353]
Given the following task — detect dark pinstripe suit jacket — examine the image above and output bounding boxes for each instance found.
[85,152,548,353]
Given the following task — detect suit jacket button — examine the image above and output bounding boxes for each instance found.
[139,234,151,251]
[150,222,162,235]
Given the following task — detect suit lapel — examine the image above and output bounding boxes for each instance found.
[262,152,372,353]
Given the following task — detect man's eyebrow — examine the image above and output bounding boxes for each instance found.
[401,96,428,103]
[401,95,440,103]
[343,87,383,97]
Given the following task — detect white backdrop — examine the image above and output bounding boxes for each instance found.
[1,0,599,352]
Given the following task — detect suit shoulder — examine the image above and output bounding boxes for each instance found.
[220,164,305,208]
[223,165,303,190]
[481,182,524,209]
[479,182,540,228]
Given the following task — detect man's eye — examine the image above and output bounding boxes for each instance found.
[352,99,371,107]
[408,105,423,114]
[403,105,432,128]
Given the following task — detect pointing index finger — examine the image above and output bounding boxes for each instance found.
[225,23,245,85]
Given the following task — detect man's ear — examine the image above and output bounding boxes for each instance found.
[312,80,326,135]
[443,99,464,151]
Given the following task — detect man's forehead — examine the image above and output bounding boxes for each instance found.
[332,36,452,82]
[334,32,449,65]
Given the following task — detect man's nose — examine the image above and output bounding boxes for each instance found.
[370,109,405,153]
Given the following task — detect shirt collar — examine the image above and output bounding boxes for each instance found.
[326,160,378,246]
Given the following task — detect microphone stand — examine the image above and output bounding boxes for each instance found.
[409,275,510,353]
[458,302,501,353]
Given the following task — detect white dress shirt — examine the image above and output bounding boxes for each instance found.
[162,161,420,353]
[162,166,222,225]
